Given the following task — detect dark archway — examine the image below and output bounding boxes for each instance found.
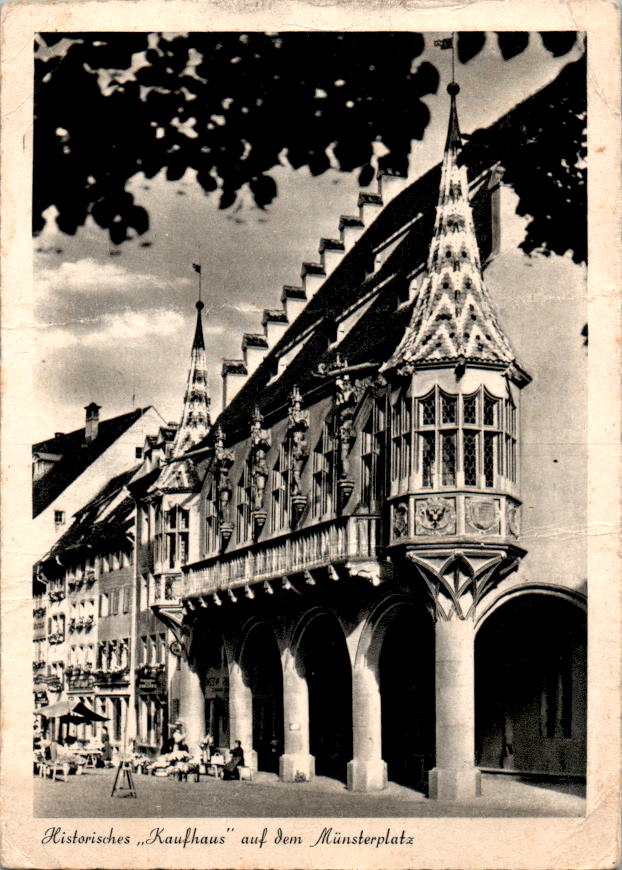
[475,593,586,776]
[378,605,435,791]
[298,613,352,782]
[240,624,284,773]
[201,631,229,750]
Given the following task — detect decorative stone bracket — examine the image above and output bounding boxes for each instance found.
[406,547,523,621]
[151,601,190,659]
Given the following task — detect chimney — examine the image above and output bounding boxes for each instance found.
[84,402,101,444]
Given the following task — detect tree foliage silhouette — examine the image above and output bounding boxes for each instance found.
[34,31,584,261]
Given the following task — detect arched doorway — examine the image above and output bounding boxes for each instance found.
[475,592,587,776]
[298,613,352,781]
[240,624,284,773]
[378,604,435,792]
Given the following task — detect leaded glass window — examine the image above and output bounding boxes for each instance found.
[484,393,498,426]
[441,393,457,424]
[361,397,387,510]
[420,393,436,426]
[441,432,456,486]
[463,393,477,425]
[312,422,336,517]
[391,391,412,486]
[422,433,435,488]
[463,430,478,486]
[484,433,495,487]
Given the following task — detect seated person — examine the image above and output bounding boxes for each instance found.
[222,741,244,780]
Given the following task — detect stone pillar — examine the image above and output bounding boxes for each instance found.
[347,662,387,791]
[179,656,205,755]
[228,662,257,772]
[428,616,481,801]
[279,658,314,782]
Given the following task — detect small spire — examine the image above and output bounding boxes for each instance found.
[169,298,211,458]
[383,76,519,374]
[193,299,205,350]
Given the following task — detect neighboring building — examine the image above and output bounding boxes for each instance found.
[158,77,587,800]
[131,300,212,755]
[35,468,136,743]
[33,403,165,557]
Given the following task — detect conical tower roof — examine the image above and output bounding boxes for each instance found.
[170,300,211,458]
[385,82,518,373]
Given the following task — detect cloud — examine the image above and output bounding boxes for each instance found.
[43,307,186,350]
[222,301,263,314]
[36,257,191,298]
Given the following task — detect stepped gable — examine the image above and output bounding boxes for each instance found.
[170,300,211,458]
[195,64,571,443]
[383,82,516,373]
[33,407,153,518]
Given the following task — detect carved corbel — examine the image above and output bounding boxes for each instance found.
[405,548,521,622]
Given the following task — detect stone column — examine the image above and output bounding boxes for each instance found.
[347,663,387,792]
[428,615,481,801]
[179,655,205,755]
[228,662,257,771]
[279,657,314,782]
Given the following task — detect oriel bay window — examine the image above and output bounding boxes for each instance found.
[388,385,517,491]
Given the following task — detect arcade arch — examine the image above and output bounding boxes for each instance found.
[475,591,587,776]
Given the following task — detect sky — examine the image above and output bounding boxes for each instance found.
[32,32,585,444]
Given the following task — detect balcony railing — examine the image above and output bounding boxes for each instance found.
[182,514,380,598]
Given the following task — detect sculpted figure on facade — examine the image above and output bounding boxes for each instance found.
[214,425,234,540]
[250,407,271,531]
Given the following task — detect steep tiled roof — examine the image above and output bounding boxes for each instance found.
[33,408,153,518]
[383,83,516,372]
[45,466,138,559]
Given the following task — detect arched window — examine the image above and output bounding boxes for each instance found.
[413,386,517,490]
[204,477,218,555]
[360,396,387,510]
[271,441,290,531]
[391,388,412,488]
[312,421,336,518]
[236,457,252,543]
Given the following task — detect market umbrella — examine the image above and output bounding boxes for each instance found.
[33,700,108,722]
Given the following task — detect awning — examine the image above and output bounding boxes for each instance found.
[33,700,108,722]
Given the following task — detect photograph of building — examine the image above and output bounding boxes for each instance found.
[31,30,587,815]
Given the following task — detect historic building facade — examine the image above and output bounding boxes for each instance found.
[156,80,587,800]
[32,72,587,799]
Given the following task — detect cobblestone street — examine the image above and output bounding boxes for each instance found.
[34,769,585,818]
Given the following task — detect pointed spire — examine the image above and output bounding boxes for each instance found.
[171,298,211,457]
[384,80,517,373]
[193,299,205,350]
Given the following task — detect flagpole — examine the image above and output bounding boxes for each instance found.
[451,32,456,83]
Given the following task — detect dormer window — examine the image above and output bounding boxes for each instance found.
[54,510,65,528]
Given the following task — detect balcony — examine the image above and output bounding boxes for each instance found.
[182,514,381,599]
